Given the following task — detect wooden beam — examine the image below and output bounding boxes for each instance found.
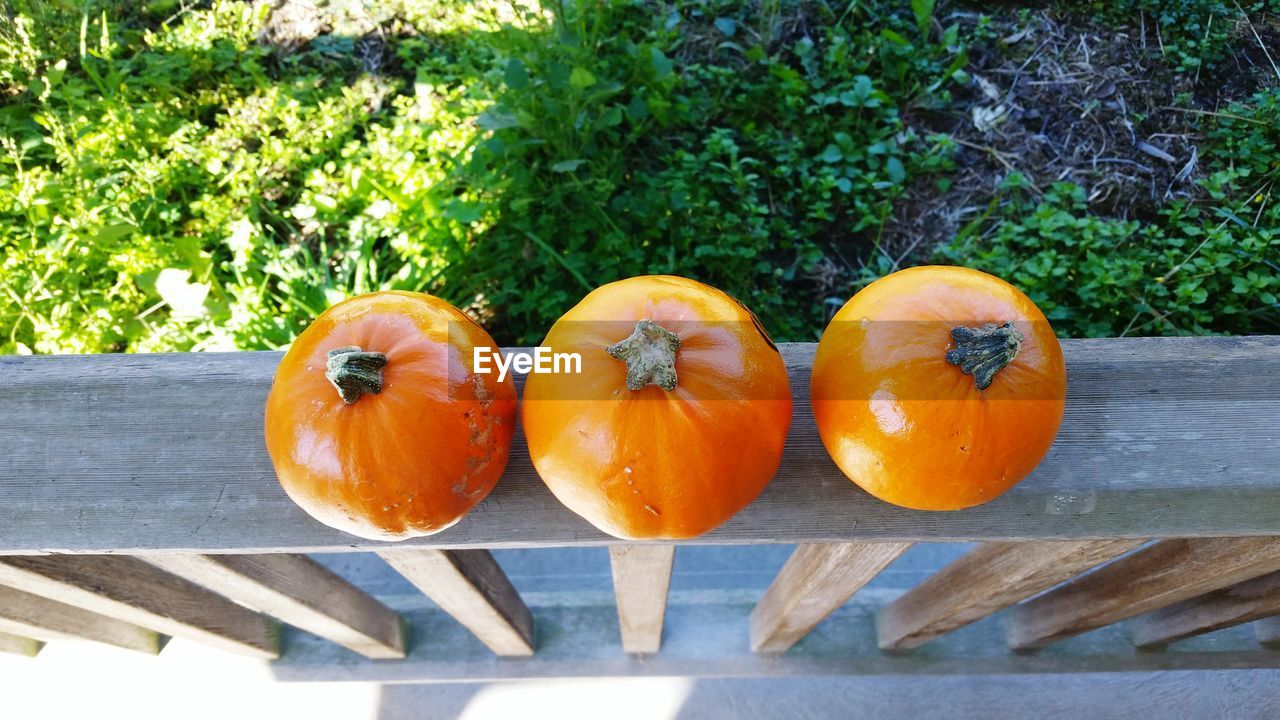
[2,337,1279,554]
[1256,617,1280,646]
[378,549,534,657]
[1127,569,1280,647]
[0,584,162,654]
[751,542,912,654]
[609,545,676,654]
[0,630,43,657]
[877,540,1143,649]
[0,555,278,658]
[142,554,404,659]
[1007,537,1280,649]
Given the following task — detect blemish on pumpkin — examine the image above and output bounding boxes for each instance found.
[470,373,493,404]
[644,504,661,516]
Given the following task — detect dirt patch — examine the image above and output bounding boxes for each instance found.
[882,4,1278,264]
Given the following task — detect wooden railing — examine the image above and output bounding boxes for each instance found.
[1,336,1279,679]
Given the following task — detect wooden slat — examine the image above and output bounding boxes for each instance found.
[1256,617,1280,645]
[1007,537,1280,649]
[750,542,912,654]
[0,584,162,653]
[142,554,404,659]
[877,540,1143,649]
[1128,570,1280,647]
[0,556,278,658]
[1,337,1279,554]
[609,545,675,654]
[0,630,43,657]
[378,549,534,657]
[271,591,1280,683]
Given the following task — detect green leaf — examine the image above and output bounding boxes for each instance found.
[714,17,737,37]
[551,159,586,173]
[880,29,911,46]
[92,223,133,243]
[650,47,673,79]
[886,157,906,185]
[911,0,935,37]
[819,145,844,163]
[834,178,852,193]
[504,58,529,89]
[570,67,597,88]
[597,106,623,128]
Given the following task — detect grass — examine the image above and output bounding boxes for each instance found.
[0,0,1276,353]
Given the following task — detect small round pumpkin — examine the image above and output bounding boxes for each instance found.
[264,291,516,540]
[522,275,793,540]
[811,266,1066,511]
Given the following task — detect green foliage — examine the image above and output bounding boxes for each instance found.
[938,89,1280,337]
[0,0,969,351]
[450,0,965,342]
[0,0,1275,353]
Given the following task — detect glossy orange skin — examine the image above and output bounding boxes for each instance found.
[522,276,793,540]
[264,291,516,540]
[811,266,1066,511]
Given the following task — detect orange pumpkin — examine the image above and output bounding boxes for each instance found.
[522,275,793,539]
[264,291,516,540]
[811,266,1066,511]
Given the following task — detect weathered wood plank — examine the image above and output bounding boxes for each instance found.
[141,554,404,659]
[1129,570,1280,647]
[270,591,1280,683]
[0,556,278,658]
[0,630,43,657]
[2,337,1279,553]
[751,542,912,654]
[1256,617,1280,645]
[0,584,162,653]
[609,545,675,654]
[876,540,1143,649]
[1007,537,1280,649]
[378,549,534,657]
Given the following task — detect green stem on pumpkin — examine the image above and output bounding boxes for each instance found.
[325,345,388,404]
[945,323,1023,391]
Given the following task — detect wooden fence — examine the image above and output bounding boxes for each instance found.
[1,336,1279,680]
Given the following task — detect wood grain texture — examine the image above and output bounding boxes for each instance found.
[2,337,1279,554]
[378,549,534,657]
[750,542,912,654]
[0,583,163,653]
[1256,617,1280,645]
[609,545,676,654]
[0,630,42,657]
[1007,537,1280,649]
[141,554,404,659]
[1128,570,1280,647]
[877,540,1144,649]
[0,555,278,658]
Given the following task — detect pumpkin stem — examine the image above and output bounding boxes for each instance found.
[606,319,681,391]
[945,323,1023,391]
[325,346,388,404]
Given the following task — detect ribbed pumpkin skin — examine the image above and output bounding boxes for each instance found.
[811,266,1066,511]
[522,275,793,540]
[264,291,516,540]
